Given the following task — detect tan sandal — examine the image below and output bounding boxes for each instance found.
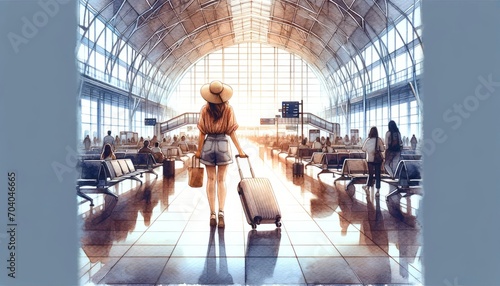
[210,212,217,227]
[218,210,225,228]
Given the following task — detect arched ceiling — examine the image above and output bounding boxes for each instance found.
[83,0,419,102]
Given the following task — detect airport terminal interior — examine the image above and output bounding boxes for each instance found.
[76,0,423,285]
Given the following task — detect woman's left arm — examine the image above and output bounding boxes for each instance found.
[195,130,205,158]
[229,131,246,157]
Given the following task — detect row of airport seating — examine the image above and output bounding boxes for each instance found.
[332,158,422,198]
[271,146,422,202]
[76,153,163,206]
[77,144,198,207]
[276,145,366,161]
[303,150,421,177]
[82,142,198,159]
[304,151,366,176]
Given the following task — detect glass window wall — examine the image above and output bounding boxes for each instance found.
[169,43,325,127]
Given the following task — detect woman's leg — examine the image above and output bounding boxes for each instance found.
[216,164,228,227]
[375,163,381,189]
[216,164,229,211]
[366,162,374,187]
[205,165,217,225]
[383,151,392,176]
[384,151,400,178]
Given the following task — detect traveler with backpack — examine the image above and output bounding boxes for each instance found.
[384,120,403,178]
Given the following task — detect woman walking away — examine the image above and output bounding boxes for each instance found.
[195,80,246,228]
[384,120,403,178]
[361,127,385,196]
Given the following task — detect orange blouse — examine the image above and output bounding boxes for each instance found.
[197,104,239,135]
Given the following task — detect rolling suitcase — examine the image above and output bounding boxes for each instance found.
[292,156,304,177]
[162,149,175,177]
[235,155,282,229]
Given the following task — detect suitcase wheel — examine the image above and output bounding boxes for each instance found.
[275,216,282,228]
[251,224,257,229]
[254,216,262,225]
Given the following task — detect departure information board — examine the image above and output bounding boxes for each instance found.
[144,118,157,126]
[281,101,300,118]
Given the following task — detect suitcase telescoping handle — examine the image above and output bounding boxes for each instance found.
[235,154,255,180]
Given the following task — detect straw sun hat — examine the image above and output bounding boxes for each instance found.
[200,80,233,104]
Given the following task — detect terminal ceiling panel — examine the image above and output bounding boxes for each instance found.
[85,0,419,97]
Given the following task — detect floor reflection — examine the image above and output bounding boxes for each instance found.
[245,228,281,284]
[79,141,423,285]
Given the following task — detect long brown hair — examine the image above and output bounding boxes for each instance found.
[207,102,227,121]
[368,126,379,138]
[101,144,113,159]
[388,120,399,133]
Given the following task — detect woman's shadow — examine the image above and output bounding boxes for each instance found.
[198,227,234,284]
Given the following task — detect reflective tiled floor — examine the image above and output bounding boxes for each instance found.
[78,140,423,285]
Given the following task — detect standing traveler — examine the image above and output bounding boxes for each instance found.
[362,127,385,196]
[410,134,418,151]
[102,130,115,151]
[384,120,403,177]
[195,80,246,228]
[83,135,91,151]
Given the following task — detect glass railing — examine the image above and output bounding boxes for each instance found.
[160,112,200,133]
[159,112,340,134]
